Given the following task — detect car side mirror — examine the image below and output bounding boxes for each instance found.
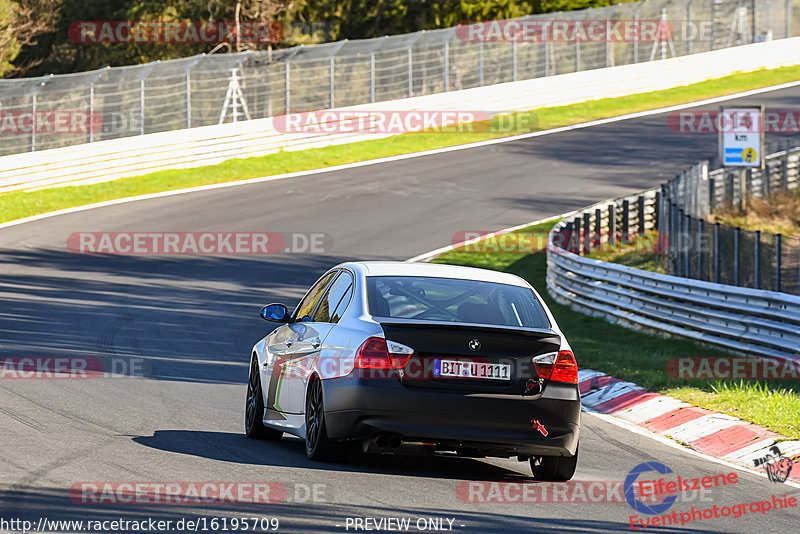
[260,303,290,323]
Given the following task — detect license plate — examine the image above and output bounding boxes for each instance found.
[433,359,511,381]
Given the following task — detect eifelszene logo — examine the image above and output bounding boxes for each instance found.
[754,446,794,484]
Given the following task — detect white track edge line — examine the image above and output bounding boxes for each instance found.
[3,78,800,232]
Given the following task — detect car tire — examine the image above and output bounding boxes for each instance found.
[305,377,339,461]
[530,446,578,481]
[245,357,283,440]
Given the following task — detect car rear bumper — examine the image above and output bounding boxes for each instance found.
[322,376,580,457]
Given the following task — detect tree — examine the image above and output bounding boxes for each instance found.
[0,0,63,76]
[206,0,292,51]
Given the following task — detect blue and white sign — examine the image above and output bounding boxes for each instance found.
[719,106,764,168]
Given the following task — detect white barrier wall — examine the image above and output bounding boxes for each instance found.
[2,37,799,194]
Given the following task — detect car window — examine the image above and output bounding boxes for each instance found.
[294,271,337,322]
[313,271,354,323]
[366,276,550,328]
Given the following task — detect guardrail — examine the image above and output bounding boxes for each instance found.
[2,36,799,195]
[547,183,800,362]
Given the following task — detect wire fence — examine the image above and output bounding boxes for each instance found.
[549,143,800,296]
[0,0,796,157]
[661,143,800,295]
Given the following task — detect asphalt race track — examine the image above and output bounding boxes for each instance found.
[1,86,799,533]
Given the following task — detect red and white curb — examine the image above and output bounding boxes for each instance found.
[579,369,800,484]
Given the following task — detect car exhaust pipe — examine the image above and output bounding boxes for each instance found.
[367,433,403,453]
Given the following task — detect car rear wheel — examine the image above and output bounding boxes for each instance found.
[530,446,578,481]
[245,357,283,440]
[305,378,339,461]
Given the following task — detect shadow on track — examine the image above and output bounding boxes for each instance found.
[132,429,534,481]
[0,250,361,385]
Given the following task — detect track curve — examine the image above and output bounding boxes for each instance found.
[1,86,799,533]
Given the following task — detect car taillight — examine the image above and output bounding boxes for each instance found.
[354,337,414,370]
[533,350,578,384]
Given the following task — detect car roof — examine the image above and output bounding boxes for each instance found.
[342,261,531,288]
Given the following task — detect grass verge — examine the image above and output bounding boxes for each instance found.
[432,220,800,440]
[709,189,800,235]
[3,65,800,225]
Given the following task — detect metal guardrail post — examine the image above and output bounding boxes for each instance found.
[512,40,518,81]
[714,223,720,283]
[183,55,203,127]
[782,156,789,190]
[564,222,572,252]
[583,213,591,253]
[574,217,582,255]
[754,230,761,289]
[595,208,602,250]
[329,57,336,108]
[677,209,684,276]
[743,168,752,210]
[685,0,694,55]
[609,204,616,246]
[284,62,290,114]
[89,85,95,143]
[655,191,661,231]
[669,203,676,275]
[734,227,741,286]
[685,213,691,278]
[545,39,550,76]
[708,177,715,211]
[477,42,484,87]
[185,74,191,127]
[775,233,782,292]
[697,219,704,280]
[139,79,145,135]
[638,195,646,234]
[622,200,629,238]
[370,53,376,103]
[443,40,449,91]
[408,48,413,97]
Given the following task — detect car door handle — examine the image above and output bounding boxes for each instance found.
[285,339,294,347]
[311,339,321,349]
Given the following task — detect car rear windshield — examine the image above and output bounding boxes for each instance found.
[366,276,550,328]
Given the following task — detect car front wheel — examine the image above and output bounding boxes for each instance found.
[245,357,283,440]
